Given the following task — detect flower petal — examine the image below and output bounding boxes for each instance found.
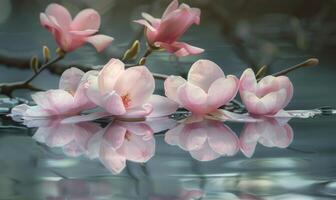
[207,75,239,111]
[164,75,187,104]
[157,41,204,57]
[85,34,113,52]
[188,59,225,92]
[239,68,257,93]
[98,58,125,94]
[133,19,156,32]
[45,3,72,30]
[71,8,100,31]
[59,67,84,92]
[146,95,178,118]
[99,142,126,175]
[176,82,207,114]
[162,0,179,19]
[103,124,127,149]
[102,92,127,115]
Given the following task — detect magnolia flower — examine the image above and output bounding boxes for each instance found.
[40,3,113,52]
[164,59,239,116]
[165,118,240,161]
[11,68,95,119]
[134,0,203,56]
[240,118,293,158]
[85,58,178,118]
[239,68,294,116]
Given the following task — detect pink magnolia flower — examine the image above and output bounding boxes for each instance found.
[85,58,178,119]
[240,118,293,158]
[134,0,203,56]
[239,68,294,116]
[165,118,239,161]
[164,59,239,116]
[11,68,95,119]
[40,3,113,52]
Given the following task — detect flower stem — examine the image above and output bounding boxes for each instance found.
[0,54,65,96]
[272,58,318,77]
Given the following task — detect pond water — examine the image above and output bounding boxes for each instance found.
[1,0,336,199]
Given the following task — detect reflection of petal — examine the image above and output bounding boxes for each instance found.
[190,142,221,161]
[99,142,126,175]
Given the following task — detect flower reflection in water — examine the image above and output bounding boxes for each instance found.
[165,116,293,161]
[165,118,240,161]
[240,117,293,158]
[27,117,176,175]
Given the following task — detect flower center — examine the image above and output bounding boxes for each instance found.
[122,94,131,108]
[125,131,131,141]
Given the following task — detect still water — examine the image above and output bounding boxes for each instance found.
[1,0,336,199]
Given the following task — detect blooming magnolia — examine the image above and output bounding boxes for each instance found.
[240,117,293,158]
[85,58,178,118]
[239,68,294,116]
[165,118,240,161]
[40,3,113,52]
[134,0,203,56]
[11,68,95,118]
[164,59,239,116]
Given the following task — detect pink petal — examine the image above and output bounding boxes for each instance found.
[98,58,125,94]
[276,76,294,108]
[59,67,84,92]
[207,75,239,111]
[178,123,207,151]
[114,66,155,108]
[69,29,98,36]
[157,41,204,57]
[102,92,127,115]
[85,34,114,52]
[60,111,110,124]
[133,19,156,32]
[164,75,187,104]
[146,95,179,118]
[103,123,127,149]
[176,82,207,114]
[84,70,103,106]
[45,3,72,30]
[188,59,225,92]
[44,124,76,147]
[162,0,179,19]
[239,68,257,93]
[31,90,75,115]
[141,12,161,27]
[71,9,100,31]
[99,142,126,174]
[120,104,153,119]
[165,123,184,146]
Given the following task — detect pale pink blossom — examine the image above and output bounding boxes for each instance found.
[239,68,294,116]
[134,0,203,56]
[165,117,239,161]
[40,3,113,52]
[164,59,239,116]
[240,118,293,158]
[11,68,95,119]
[85,58,178,119]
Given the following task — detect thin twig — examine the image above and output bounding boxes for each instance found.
[0,54,65,96]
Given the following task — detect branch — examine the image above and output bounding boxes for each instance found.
[0,54,65,96]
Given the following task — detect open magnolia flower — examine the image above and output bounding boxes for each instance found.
[134,0,203,56]
[239,68,294,116]
[11,68,95,118]
[164,59,239,116]
[165,118,240,161]
[240,117,294,158]
[85,58,178,119]
[40,3,113,52]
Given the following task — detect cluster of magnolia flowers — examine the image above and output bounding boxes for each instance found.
[11,2,294,129]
